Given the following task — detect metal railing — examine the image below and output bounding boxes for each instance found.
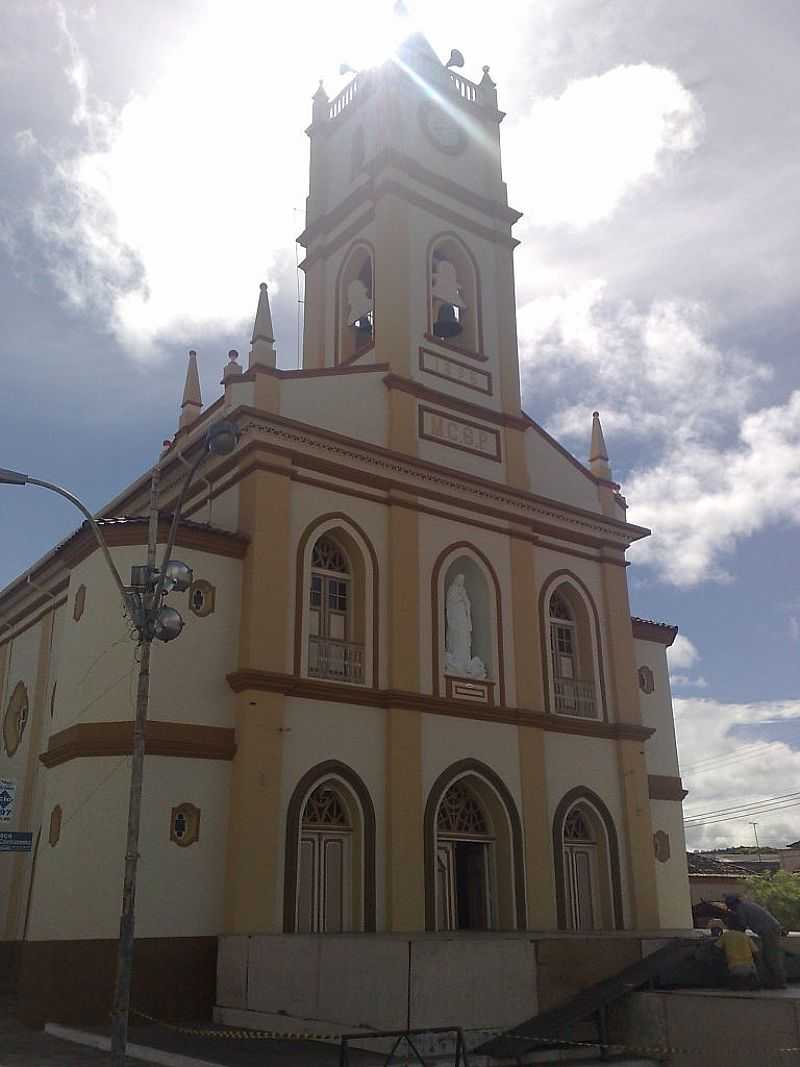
[329,74,364,120]
[308,636,365,684]
[448,70,478,103]
[554,678,597,719]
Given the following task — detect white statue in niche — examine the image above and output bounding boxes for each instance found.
[445,573,487,679]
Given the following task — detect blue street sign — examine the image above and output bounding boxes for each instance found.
[0,832,33,852]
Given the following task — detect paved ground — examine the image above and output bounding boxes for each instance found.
[0,997,382,1066]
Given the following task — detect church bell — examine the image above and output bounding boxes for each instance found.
[433,302,463,339]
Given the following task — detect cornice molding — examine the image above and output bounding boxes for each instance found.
[632,618,679,646]
[59,519,250,570]
[383,373,528,430]
[231,408,649,550]
[226,668,655,742]
[41,720,236,768]
[299,146,521,251]
[648,774,688,801]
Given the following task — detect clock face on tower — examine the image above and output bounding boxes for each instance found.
[420,101,467,155]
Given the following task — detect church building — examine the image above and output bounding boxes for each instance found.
[0,31,691,1030]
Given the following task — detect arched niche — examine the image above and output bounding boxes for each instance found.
[295,514,379,687]
[432,543,505,706]
[283,760,376,933]
[552,787,624,931]
[336,242,374,365]
[428,234,481,354]
[424,759,526,931]
[539,571,607,721]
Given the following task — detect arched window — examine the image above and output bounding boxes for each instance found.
[429,237,480,353]
[297,517,378,687]
[297,782,354,933]
[338,245,374,364]
[547,583,600,719]
[308,534,363,683]
[561,802,614,931]
[425,762,526,932]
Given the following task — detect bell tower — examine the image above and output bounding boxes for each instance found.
[298,30,526,481]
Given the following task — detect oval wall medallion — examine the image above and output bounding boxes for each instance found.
[170,802,200,847]
[3,682,29,756]
[49,804,63,847]
[188,580,216,618]
[638,666,655,695]
[653,829,671,863]
[73,584,86,622]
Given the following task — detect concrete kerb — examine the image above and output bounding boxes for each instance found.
[45,1024,224,1067]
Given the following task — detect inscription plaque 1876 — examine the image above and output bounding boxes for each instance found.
[418,406,502,461]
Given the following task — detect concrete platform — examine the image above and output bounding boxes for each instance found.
[613,986,800,1066]
[216,929,702,1041]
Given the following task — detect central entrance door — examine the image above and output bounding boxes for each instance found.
[435,780,495,930]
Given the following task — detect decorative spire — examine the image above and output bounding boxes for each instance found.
[223,348,243,381]
[312,80,329,124]
[249,283,276,369]
[478,65,498,109]
[589,411,611,480]
[179,350,202,430]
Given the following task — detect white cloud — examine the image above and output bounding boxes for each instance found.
[626,391,800,585]
[518,281,769,443]
[516,275,800,587]
[789,617,800,642]
[677,697,800,849]
[670,674,708,690]
[668,633,700,670]
[505,63,703,229]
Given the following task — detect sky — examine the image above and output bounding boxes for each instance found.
[1,0,799,849]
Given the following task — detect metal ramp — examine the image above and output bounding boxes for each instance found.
[475,938,699,1060]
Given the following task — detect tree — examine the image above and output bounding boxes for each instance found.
[744,871,800,931]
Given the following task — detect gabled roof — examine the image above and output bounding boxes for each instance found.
[631,616,678,646]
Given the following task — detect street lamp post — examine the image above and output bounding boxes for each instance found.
[0,418,239,1066]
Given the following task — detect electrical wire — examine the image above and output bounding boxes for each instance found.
[682,740,776,772]
[684,789,800,823]
[683,797,800,829]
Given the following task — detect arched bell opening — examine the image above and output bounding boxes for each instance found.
[338,244,374,364]
[429,236,480,352]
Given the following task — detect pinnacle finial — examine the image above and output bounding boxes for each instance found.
[589,410,611,479]
[179,349,202,430]
[223,348,243,382]
[249,282,276,369]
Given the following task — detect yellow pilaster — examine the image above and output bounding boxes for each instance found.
[237,465,292,672]
[511,535,556,928]
[503,427,529,492]
[5,611,53,940]
[493,246,524,416]
[300,258,326,370]
[373,194,411,378]
[386,706,425,930]
[252,369,281,413]
[618,738,660,929]
[601,560,659,929]
[224,691,285,932]
[384,500,425,929]
[224,466,292,933]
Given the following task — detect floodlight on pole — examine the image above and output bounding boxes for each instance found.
[1,416,241,1067]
